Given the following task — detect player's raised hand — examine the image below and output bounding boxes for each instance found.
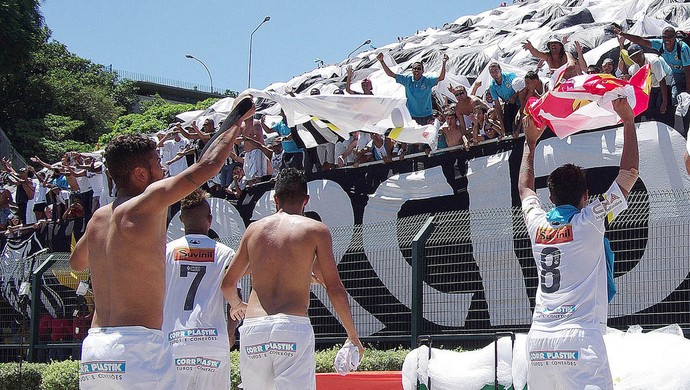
[612,97,634,123]
[523,115,545,148]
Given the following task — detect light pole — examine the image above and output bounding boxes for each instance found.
[314,58,324,68]
[248,16,271,89]
[185,54,213,93]
[347,39,372,58]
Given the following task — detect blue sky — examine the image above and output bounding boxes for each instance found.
[41,1,494,94]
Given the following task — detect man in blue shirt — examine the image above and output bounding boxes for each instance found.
[377,52,448,126]
[260,110,304,171]
[616,26,690,134]
[488,62,521,138]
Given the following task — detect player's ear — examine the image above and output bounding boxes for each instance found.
[581,190,589,208]
[132,166,148,183]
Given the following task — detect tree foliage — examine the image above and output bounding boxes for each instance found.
[0,0,219,162]
[0,0,139,161]
[98,95,218,147]
[0,0,45,76]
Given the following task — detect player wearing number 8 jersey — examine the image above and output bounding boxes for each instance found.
[163,189,240,390]
[518,98,639,390]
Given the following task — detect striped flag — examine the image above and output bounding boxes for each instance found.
[526,64,652,138]
[293,120,344,149]
[387,125,439,151]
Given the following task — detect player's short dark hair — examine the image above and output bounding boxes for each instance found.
[525,70,539,81]
[181,188,209,211]
[104,134,157,189]
[274,168,307,205]
[547,163,587,207]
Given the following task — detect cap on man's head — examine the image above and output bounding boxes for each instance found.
[547,37,562,45]
[512,77,526,92]
[628,44,643,57]
[602,57,614,65]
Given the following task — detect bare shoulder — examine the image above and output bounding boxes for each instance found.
[301,216,330,237]
[89,204,112,226]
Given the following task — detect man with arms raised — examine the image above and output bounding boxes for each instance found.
[240,115,271,186]
[519,98,638,390]
[222,168,364,389]
[70,97,254,389]
[163,189,240,389]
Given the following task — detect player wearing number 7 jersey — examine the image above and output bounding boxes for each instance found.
[70,96,255,390]
[163,189,240,390]
[518,98,639,390]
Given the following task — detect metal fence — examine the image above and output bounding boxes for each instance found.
[307,189,690,347]
[2,189,690,361]
[0,127,28,169]
[113,68,236,96]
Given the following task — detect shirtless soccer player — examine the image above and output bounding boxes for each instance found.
[221,168,364,389]
[518,98,638,390]
[70,96,254,390]
[163,189,240,389]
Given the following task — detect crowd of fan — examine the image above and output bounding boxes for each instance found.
[0,152,105,246]
[181,24,688,183]
[1,25,688,236]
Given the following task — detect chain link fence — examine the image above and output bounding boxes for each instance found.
[2,190,689,360]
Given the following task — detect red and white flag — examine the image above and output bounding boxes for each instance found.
[526,65,652,138]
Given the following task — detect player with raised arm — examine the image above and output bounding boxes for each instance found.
[221,168,364,389]
[518,98,638,390]
[69,96,254,389]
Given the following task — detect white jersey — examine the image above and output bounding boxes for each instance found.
[628,54,673,88]
[522,182,627,333]
[75,175,91,193]
[163,234,235,356]
[88,164,104,197]
[161,138,189,177]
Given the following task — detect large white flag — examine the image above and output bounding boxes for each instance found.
[249,90,438,148]
[249,89,409,131]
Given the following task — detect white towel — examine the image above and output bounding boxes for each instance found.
[334,341,361,375]
[676,92,690,117]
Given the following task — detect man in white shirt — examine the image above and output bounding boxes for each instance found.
[163,189,240,389]
[158,128,190,178]
[518,98,639,390]
[626,44,674,127]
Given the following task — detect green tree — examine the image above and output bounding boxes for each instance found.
[0,38,138,160]
[99,95,218,146]
[0,0,45,76]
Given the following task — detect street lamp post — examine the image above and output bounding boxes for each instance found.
[248,16,271,89]
[185,54,213,93]
[347,39,372,58]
